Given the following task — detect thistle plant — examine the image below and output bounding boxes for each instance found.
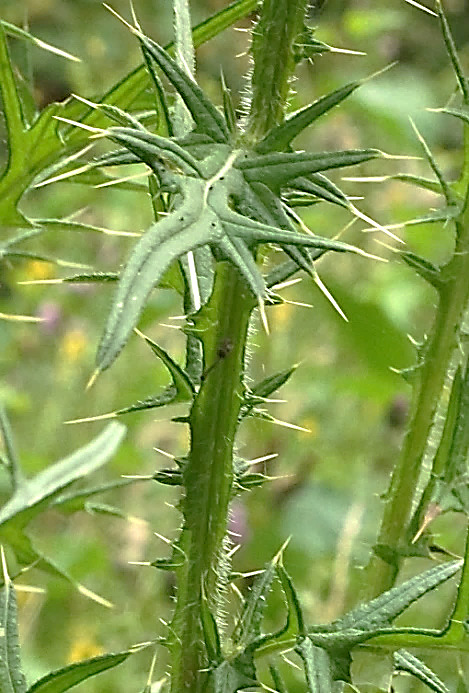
[0,1,468,692]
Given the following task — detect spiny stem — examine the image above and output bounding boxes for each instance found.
[169,2,309,691]
[363,173,469,598]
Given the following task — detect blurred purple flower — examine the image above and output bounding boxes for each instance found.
[37,300,62,334]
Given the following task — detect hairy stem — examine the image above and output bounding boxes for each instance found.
[364,186,469,598]
[169,1,308,690]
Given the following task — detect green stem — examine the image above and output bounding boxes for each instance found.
[364,191,469,598]
[170,265,253,693]
[169,2,308,690]
[246,0,308,142]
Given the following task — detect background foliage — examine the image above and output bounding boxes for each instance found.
[1,0,468,690]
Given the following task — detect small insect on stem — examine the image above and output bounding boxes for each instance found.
[201,338,233,382]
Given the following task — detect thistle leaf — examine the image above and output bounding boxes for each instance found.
[96,185,221,373]
[393,649,450,693]
[0,407,23,491]
[103,127,201,175]
[296,639,332,693]
[326,559,462,633]
[26,645,147,693]
[0,422,125,531]
[399,251,442,289]
[210,654,257,693]
[137,331,195,401]
[256,80,361,154]
[135,33,229,142]
[0,551,27,693]
[238,149,382,189]
[436,0,469,104]
[232,548,284,649]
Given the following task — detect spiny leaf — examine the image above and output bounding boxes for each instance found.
[200,586,222,666]
[253,563,305,655]
[137,331,195,401]
[0,551,27,693]
[393,649,450,693]
[0,408,23,491]
[238,148,383,189]
[26,645,148,693]
[96,184,221,373]
[241,366,297,418]
[432,106,469,126]
[103,127,201,175]
[296,638,332,693]
[399,251,442,289]
[256,80,361,154]
[436,0,468,104]
[232,546,285,649]
[0,422,125,530]
[409,119,454,205]
[326,559,462,632]
[132,31,229,142]
[210,653,257,693]
[217,235,266,302]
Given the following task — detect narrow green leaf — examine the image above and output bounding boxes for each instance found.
[393,649,449,693]
[277,564,305,638]
[221,72,236,134]
[217,236,266,302]
[0,23,26,150]
[134,33,229,142]
[410,119,454,205]
[327,559,462,632]
[411,368,463,537]
[200,587,221,665]
[210,654,257,693]
[140,43,173,137]
[431,106,469,127]
[232,547,285,649]
[104,127,201,175]
[441,363,469,492]
[0,408,23,490]
[26,646,146,693]
[295,638,332,693]
[253,562,305,655]
[242,366,297,418]
[96,186,221,372]
[268,664,288,693]
[0,552,27,693]
[436,0,469,104]
[238,149,382,189]
[0,534,113,607]
[291,173,349,208]
[173,0,196,135]
[1,20,80,63]
[153,468,183,486]
[138,332,195,401]
[391,173,444,195]
[256,80,360,154]
[113,388,182,416]
[399,251,442,289]
[0,422,126,530]
[223,211,366,257]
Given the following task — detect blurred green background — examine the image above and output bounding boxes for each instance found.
[1,0,468,690]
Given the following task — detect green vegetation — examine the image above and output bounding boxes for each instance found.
[0,1,468,691]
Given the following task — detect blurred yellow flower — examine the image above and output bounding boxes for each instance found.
[67,633,103,663]
[60,328,88,362]
[24,260,55,281]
